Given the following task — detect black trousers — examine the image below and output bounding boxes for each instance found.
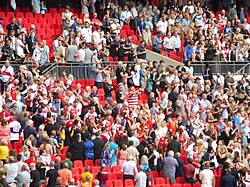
[124,174,134,180]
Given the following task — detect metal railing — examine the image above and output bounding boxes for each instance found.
[191,61,250,76]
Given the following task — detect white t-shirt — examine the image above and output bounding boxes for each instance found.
[4,163,19,183]
[16,39,25,57]
[1,65,14,83]
[9,120,21,141]
[135,171,147,187]
[32,47,42,61]
[199,169,214,187]
[81,28,92,43]
[157,20,168,35]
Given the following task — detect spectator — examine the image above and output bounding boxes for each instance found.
[134,165,147,187]
[4,156,18,184]
[152,31,163,53]
[58,162,72,187]
[45,161,58,187]
[163,151,178,184]
[80,166,93,185]
[199,162,215,187]
[31,0,41,14]
[122,156,138,180]
[228,3,237,21]
[142,26,152,46]
[137,41,147,60]
[15,165,30,187]
[30,163,40,187]
[96,164,108,187]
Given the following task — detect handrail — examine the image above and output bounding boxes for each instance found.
[233,63,250,75]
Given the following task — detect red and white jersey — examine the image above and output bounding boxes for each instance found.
[69,107,78,116]
[9,120,21,141]
[7,84,17,100]
[26,93,36,108]
[1,65,14,82]
[84,112,97,125]
[128,92,140,106]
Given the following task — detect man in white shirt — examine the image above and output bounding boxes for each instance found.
[81,22,92,43]
[170,30,181,54]
[163,32,174,52]
[157,15,168,36]
[120,5,132,26]
[122,156,138,180]
[1,60,14,93]
[9,114,21,145]
[199,162,215,187]
[134,165,147,187]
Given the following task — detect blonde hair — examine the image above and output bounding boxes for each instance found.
[21,145,29,156]
[140,155,149,165]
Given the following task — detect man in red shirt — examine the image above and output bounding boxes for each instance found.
[24,151,37,166]
[183,158,195,184]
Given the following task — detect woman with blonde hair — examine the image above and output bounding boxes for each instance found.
[0,139,9,163]
[19,145,30,161]
[24,135,36,151]
[140,155,149,172]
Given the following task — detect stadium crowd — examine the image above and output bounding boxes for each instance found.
[0,0,250,187]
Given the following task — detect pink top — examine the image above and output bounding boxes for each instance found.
[0,126,10,142]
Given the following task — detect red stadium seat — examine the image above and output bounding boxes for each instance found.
[72,167,79,175]
[94,159,100,166]
[78,167,85,174]
[14,142,22,150]
[155,178,165,185]
[25,12,33,18]
[171,184,183,187]
[176,177,184,184]
[120,30,126,36]
[73,160,83,168]
[183,184,192,187]
[0,12,5,18]
[126,30,134,35]
[122,25,130,30]
[7,12,15,18]
[53,13,61,19]
[106,180,113,187]
[112,165,121,173]
[151,171,159,179]
[38,18,47,24]
[85,79,94,86]
[84,159,94,167]
[22,7,30,12]
[114,180,123,187]
[59,8,66,14]
[124,179,134,187]
[50,8,57,13]
[108,173,118,180]
[91,166,100,174]
[193,183,201,187]
[16,12,24,18]
[34,14,43,18]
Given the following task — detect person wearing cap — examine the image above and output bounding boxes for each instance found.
[199,162,215,187]
[134,165,147,187]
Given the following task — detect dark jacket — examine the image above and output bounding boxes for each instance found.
[93,137,105,160]
[167,140,181,153]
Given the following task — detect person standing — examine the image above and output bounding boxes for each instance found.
[45,161,59,187]
[15,165,31,187]
[163,151,179,184]
[107,137,118,167]
[183,158,195,184]
[84,43,94,79]
[134,165,147,187]
[93,132,105,160]
[30,163,40,187]
[220,168,236,187]
[122,156,138,180]
[1,60,14,94]
[4,156,19,184]
[58,163,72,187]
[199,162,215,187]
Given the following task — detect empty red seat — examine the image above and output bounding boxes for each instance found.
[16,12,24,18]
[85,79,94,86]
[72,167,79,175]
[7,12,15,18]
[106,180,113,187]
[171,184,183,187]
[124,179,134,187]
[114,180,123,187]
[94,159,100,166]
[155,178,165,185]
[59,8,66,13]
[91,166,100,174]
[108,173,118,180]
[120,30,126,35]
[84,159,94,167]
[34,14,43,18]
[176,177,184,184]
[126,30,134,35]
[53,13,60,19]
[25,12,33,18]
[39,18,47,24]
[0,12,5,18]
[112,165,121,173]
[183,184,192,187]
[50,8,57,13]
[14,142,22,150]
[122,25,130,30]
[22,7,30,12]
[44,13,52,19]
[73,160,83,168]
[193,183,201,187]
